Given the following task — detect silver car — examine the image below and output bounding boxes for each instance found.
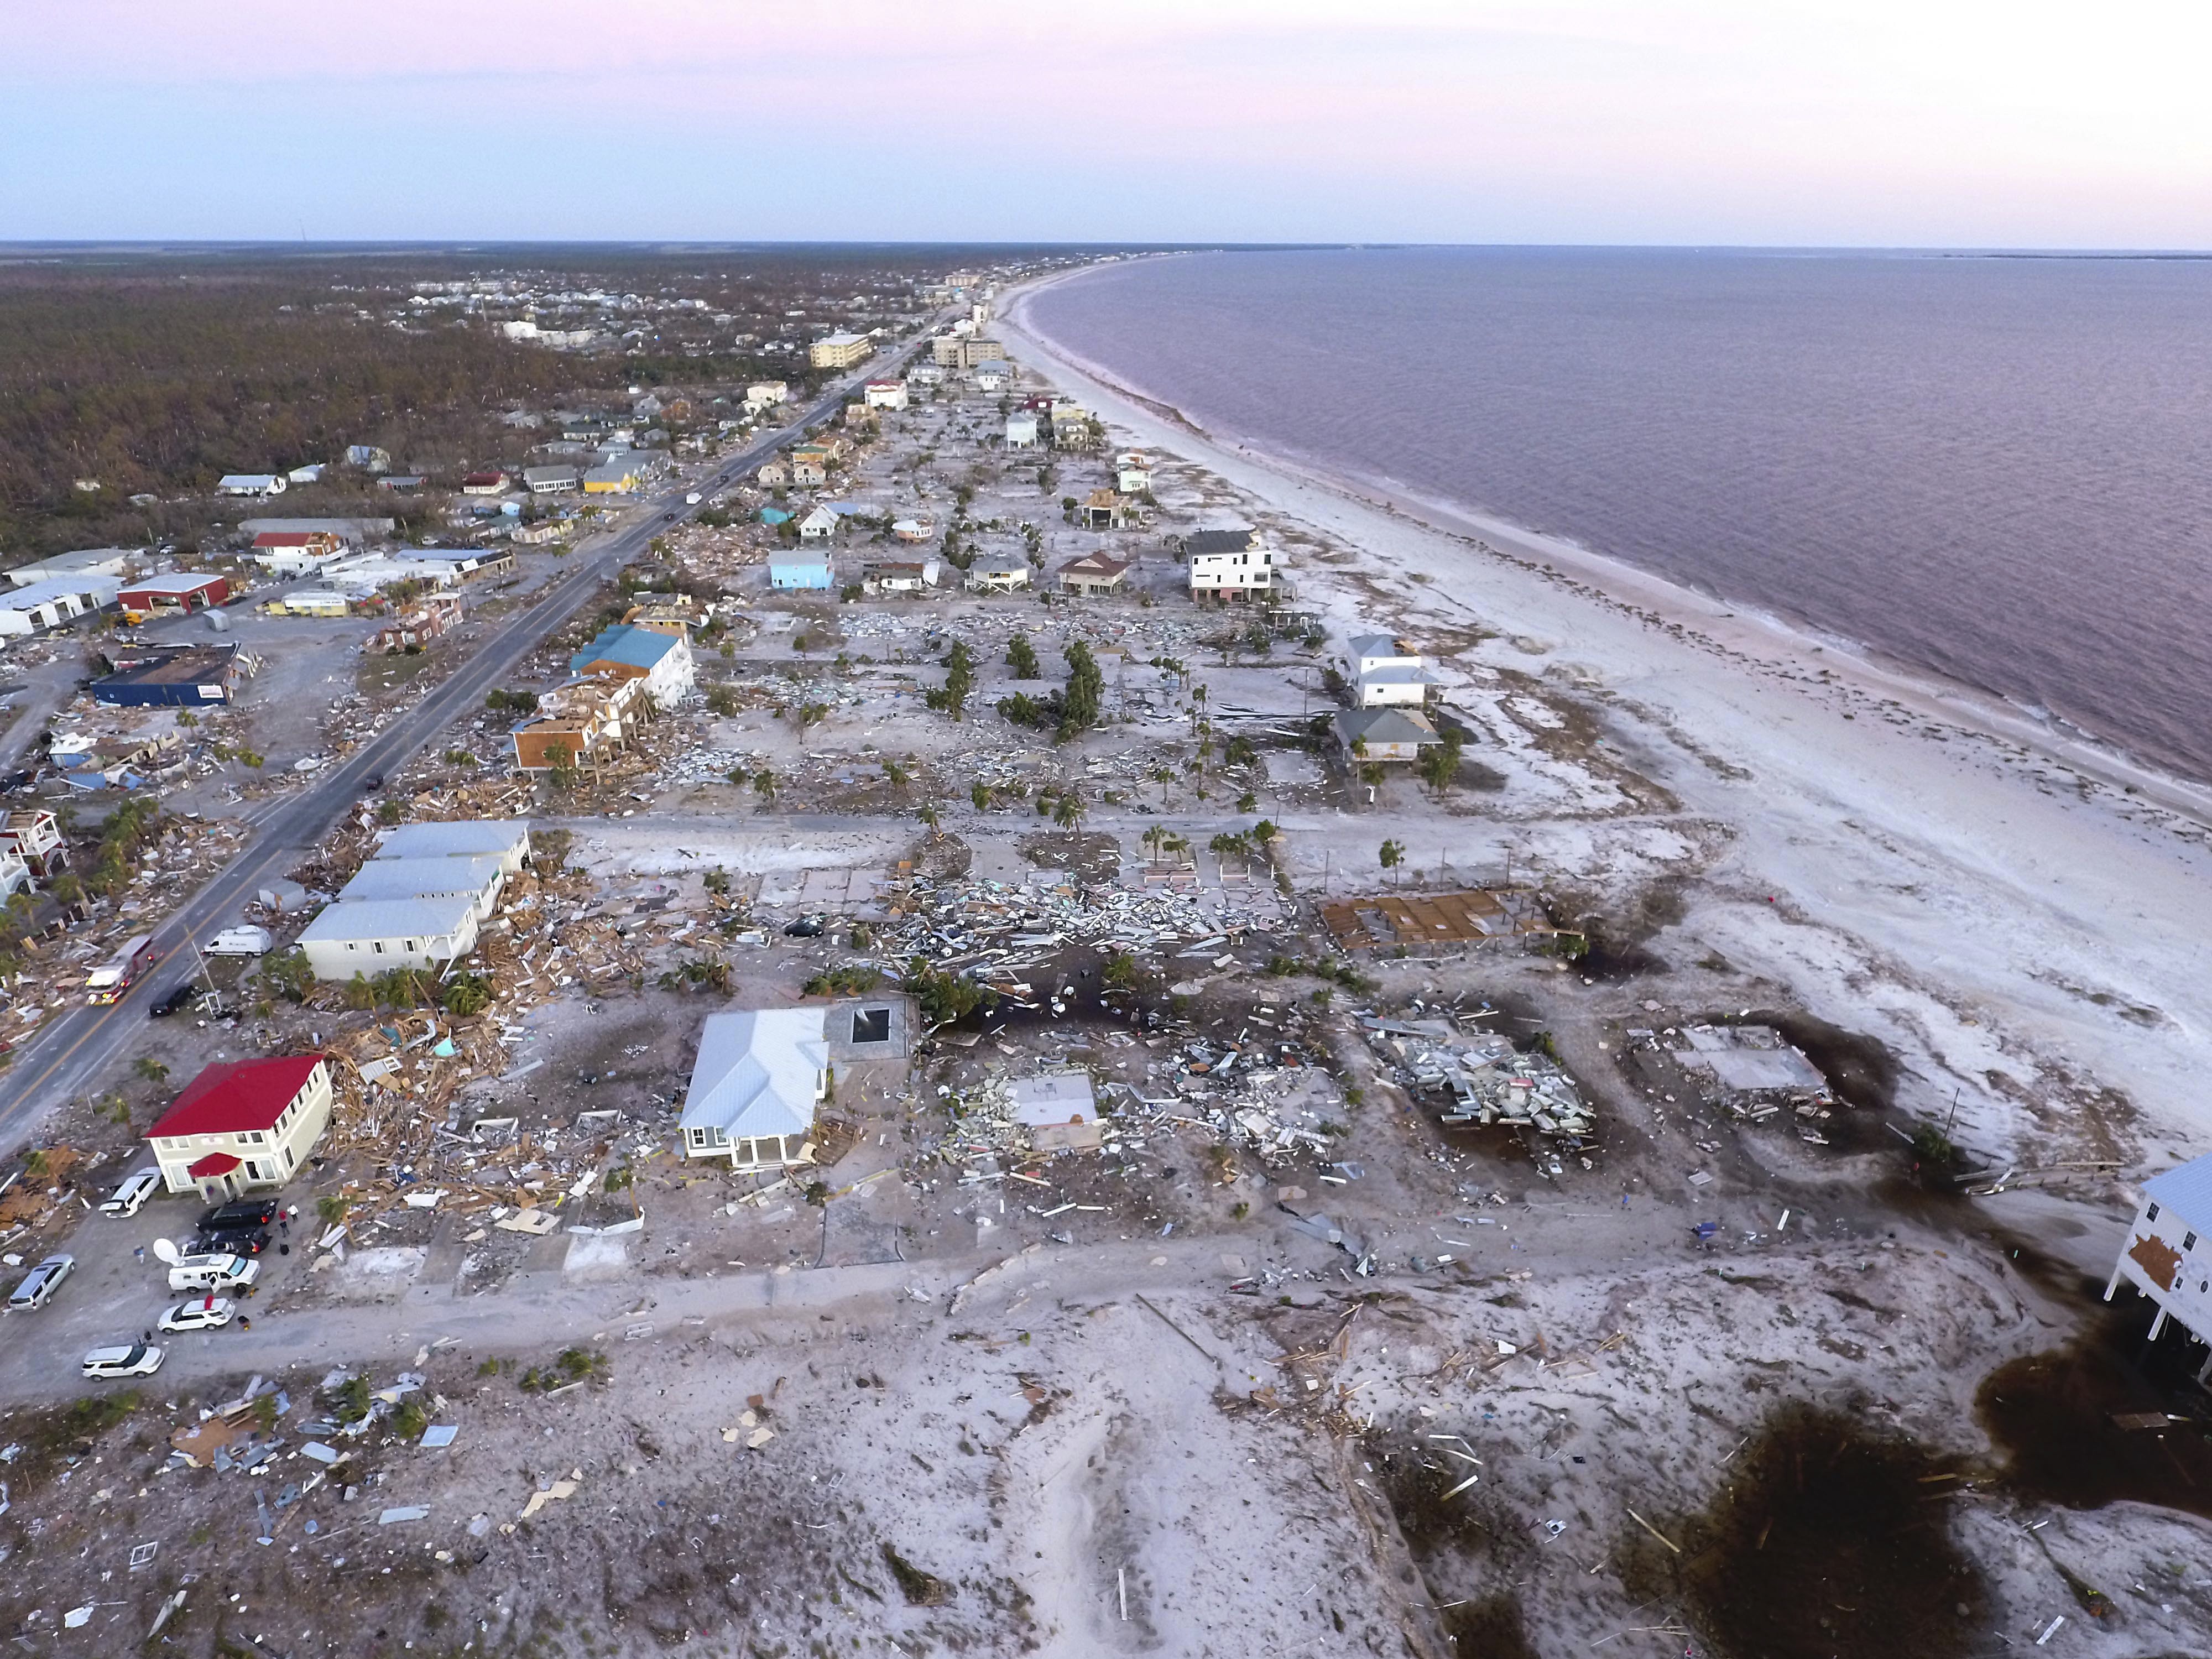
[8,1254,74,1310]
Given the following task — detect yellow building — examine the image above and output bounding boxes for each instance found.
[808,332,874,369]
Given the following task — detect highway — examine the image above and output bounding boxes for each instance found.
[0,322,941,1149]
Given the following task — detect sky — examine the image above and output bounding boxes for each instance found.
[6,1,2209,247]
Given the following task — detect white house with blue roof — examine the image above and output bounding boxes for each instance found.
[679,1008,828,1171]
[570,622,694,705]
[2107,1151,2212,1377]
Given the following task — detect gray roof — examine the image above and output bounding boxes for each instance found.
[374,820,531,861]
[1346,633,1416,662]
[239,518,392,537]
[298,893,477,945]
[338,854,505,905]
[681,1008,827,1142]
[1185,528,1253,556]
[2144,1154,2212,1227]
[1334,708,1439,747]
[2,575,121,611]
[9,548,138,584]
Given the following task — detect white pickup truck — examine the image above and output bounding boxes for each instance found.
[205,926,274,957]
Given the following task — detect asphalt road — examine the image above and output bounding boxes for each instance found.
[0,324,941,1149]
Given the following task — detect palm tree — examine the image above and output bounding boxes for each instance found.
[753,769,778,808]
[1380,838,1405,886]
[1053,790,1085,831]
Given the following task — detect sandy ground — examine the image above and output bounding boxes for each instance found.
[1001,270,2212,1178]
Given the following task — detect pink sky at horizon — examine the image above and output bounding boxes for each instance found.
[7,2,2209,245]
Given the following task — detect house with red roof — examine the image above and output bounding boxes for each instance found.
[146,1055,333,1202]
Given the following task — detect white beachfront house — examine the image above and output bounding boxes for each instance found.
[679,1008,828,1171]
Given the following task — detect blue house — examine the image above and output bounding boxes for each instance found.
[569,623,695,703]
[769,554,834,591]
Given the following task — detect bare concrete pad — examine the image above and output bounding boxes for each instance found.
[562,1233,631,1281]
[327,1245,426,1302]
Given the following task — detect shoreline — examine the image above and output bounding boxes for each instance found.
[1006,260,2212,830]
[998,265,2212,1164]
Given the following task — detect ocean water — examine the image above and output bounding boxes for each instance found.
[1026,249,2212,782]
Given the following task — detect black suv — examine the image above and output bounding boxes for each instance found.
[150,984,199,1018]
[189,1227,270,1258]
[199,1199,279,1233]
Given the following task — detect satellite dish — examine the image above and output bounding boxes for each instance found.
[150,1238,180,1265]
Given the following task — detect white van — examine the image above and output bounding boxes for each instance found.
[100,1169,162,1217]
[166,1253,258,1293]
[206,926,274,957]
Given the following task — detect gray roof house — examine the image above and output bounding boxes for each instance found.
[1334,707,1441,763]
[337,852,509,920]
[296,894,481,980]
[966,550,1032,592]
[373,820,533,874]
[679,1008,829,1171]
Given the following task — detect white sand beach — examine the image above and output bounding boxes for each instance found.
[1003,266,2212,1177]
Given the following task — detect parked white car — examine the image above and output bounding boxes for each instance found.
[167,1254,258,1293]
[99,1168,162,1217]
[158,1296,233,1333]
[8,1254,74,1310]
[82,1343,164,1379]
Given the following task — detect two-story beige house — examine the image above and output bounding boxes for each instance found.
[147,1054,333,1202]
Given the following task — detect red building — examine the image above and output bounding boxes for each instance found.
[118,573,229,618]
